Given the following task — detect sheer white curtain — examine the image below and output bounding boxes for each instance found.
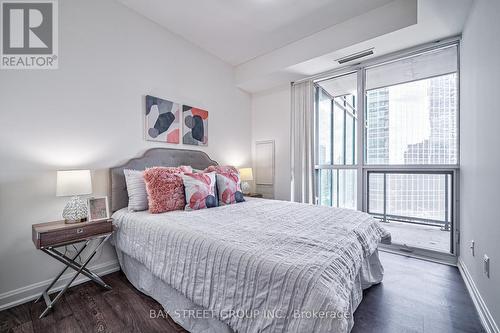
[290,80,315,203]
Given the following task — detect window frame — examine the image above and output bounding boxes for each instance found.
[314,71,359,209]
[312,38,460,262]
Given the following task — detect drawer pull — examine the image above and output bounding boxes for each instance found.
[76,228,84,234]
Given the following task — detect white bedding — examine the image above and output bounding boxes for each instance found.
[112,198,389,333]
[116,247,384,333]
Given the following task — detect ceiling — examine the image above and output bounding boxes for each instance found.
[236,0,472,92]
[118,0,394,66]
[287,0,471,77]
[118,0,473,93]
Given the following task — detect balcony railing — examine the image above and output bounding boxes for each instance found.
[370,213,450,230]
[367,171,453,232]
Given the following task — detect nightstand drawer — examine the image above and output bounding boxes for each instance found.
[33,219,114,249]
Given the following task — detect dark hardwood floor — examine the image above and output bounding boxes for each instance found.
[0,252,485,333]
[352,252,485,333]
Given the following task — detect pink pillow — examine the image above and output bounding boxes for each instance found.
[143,166,193,214]
[181,172,217,210]
[216,172,245,205]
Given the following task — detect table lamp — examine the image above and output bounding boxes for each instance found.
[56,170,92,223]
[239,167,253,195]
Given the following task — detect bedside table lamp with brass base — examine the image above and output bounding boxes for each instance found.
[56,170,92,224]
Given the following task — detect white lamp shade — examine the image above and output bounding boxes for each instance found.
[56,170,92,197]
[239,168,254,181]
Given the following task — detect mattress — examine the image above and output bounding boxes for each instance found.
[112,198,389,333]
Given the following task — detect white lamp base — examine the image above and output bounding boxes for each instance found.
[63,196,88,224]
[241,181,251,195]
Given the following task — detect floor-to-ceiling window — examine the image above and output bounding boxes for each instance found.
[316,72,358,210]
[314,42,459,258]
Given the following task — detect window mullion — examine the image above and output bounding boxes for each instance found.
[343,98,347,165]
[330,98,334,207]
[357,69,365,211]
[330,99,334,166]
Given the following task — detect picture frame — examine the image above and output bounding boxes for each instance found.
[145,95,181,144]
[182,105,208,146]
[87,196,110,222]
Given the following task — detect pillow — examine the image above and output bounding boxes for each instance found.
[181,172,217,210]
[202,166,238,206]
[143,166,193,214]
[192,167,220,206]
[216,172,245,205]
[124,169,148,212]
[204,165,239,174]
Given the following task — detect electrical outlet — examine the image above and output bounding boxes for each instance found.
[470,240,475,256]
[483,255,490,278]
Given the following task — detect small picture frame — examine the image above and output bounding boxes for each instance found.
[87,196,110,222]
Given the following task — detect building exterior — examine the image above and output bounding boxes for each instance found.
[366,74,457,225]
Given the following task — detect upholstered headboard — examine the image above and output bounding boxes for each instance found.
[109,148,218,212]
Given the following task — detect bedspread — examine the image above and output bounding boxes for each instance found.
[112,198,389,333]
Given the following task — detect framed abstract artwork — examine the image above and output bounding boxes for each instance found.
[183,105,208,146]
[145,95,180,143]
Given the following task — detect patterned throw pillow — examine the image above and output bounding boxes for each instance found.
[216,172,245,205]
[124,169,148,212]
[143,166,193,214]
[181,172,217,210]
[193,167,221,206]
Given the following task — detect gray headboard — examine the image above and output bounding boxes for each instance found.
[109,148,218,212]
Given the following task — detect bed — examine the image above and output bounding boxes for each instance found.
[109,148,390,333]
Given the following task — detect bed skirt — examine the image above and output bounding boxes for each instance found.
[115,248,384,333]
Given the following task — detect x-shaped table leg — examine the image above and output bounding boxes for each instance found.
[34,233,112,318]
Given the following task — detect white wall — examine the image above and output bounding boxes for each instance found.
[251,85,291,200]
[460,0,500,328]
[0,0,251,305]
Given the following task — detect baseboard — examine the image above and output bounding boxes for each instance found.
[0,259,120,311]
[458,258,499,333]
[379,245,457,266]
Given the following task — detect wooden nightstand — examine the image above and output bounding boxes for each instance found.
[244,193,263,198]
[32,219,115,318]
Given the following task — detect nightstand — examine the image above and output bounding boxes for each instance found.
[244,193,263,198]
[32,218,115,318]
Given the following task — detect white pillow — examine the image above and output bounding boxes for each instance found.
[124,169,148,211]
